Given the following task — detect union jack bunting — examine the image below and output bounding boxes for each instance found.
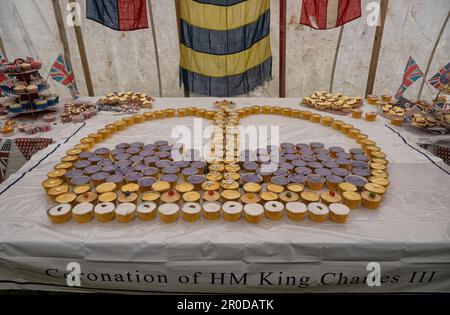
[0,53,8,86]
[395,56,423,99]
[0,52,7,64]
[428,62,450,90]
[49,54,79,99]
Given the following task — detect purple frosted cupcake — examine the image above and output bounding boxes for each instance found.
[190,161,207,174]
[240,173,262,184]
[84,165,101,176]
[162,166,180,174]
[351,160,369,169]
[331,167,349,177]
[288,174,306,184]
[274,168,289,177]
[345,175,368,190]
[173,160,190,169]
[144,156,160,166]
[133,164,148,173]
[154,140,169,147]
[71,175,91,186]
[336,152,351,160]
[314,148,329,155]
[323,160,339,169]
[106,173,123,187]
[65,168,83,180]
[181,167,198,179]
[353,154,369,162]
[74,160,91,170]
[91,171,109,185]
[139,150,154,157]
[156,159,173,169]
[325,174,344,190]
[143,144,156,151]
[300,155,316,162]
[307,161,323,169]
[336,158,351,169]
[271,176,289,186]
[102,164,117,174]
[295,143,310,151]
[300,148,315,156]
[130,142,144,148]
[279,162,294,171]
[138,176,157,192]
[349,148,364,157]
[160,174,178,188]
[79,151,93,160]
[143,167,159,177]
[110,148,124,158]
[351,167,370,178]
[159,144,172,151]
[115,160,132,168]
[94,147,110,157]
[117,166,133,176]
[130,155,144,164]
[155,151,171,159]
[306,174,325,190]
[280,142,295,149]
[329,146,345,157]
[88,155,104,165]
[316,154,331,162]
[98,159,114,167]
[125,172,143,183]
[115,143,130,150]
[291,159,307,168]
[114,153,131,161]
[295,166,313,176]
[315,168,332,177]
[284,153,298,161]
[187,175,205,190]
[126,146,141,155]
[310,142,324,150]
[243,161,258,172]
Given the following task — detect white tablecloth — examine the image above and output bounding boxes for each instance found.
[0,98,449,293]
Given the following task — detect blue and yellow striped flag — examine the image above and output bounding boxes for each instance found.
[179,0,272,97]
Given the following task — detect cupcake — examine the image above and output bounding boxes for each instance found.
[115,203,136,223]
[160,190,181,204]
[307,202,329,222]
[140,191,161,205]
[222,201,243,222]
[55,192,77,205]
[158,203,180,223]
[320,191,342,205]
[183,191,201,203]
[152,181,171,193]
[72,202,94,223]
[221,189,241,203]
[279,191,299,204]
[286,202,307,221]
[202,201,221,220]
[300,191,320,204]
[202,190,221,203]
[47,204,72,224]
[136,202,157,221]
[244,203,264,224]
[329,203,351,223]
[361,191,382,209]
[94,202,116,222]
[306,174,325,190]
[264,201,284,220]
[260,191,278,204]
[182,202,202,222]
[76,191,98,205]
[342,191,362,209]
[365,112,377,122]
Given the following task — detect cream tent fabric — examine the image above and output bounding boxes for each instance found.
[0,0,448,99]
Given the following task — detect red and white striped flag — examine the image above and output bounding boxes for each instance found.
[300,0,362,30]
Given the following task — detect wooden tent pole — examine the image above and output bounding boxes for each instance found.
[147,0,163,97]
[175,0,189,97]
[0,37,7,59]
[51,0,74,79]
[279,0,287,97]
[418,10,450,99]
[365,0,389,97]
[329,25,344,93]
[68,0,94,96]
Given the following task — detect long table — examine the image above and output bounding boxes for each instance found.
[0,98,449,293]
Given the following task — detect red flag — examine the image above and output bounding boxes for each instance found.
[300,0,362,30]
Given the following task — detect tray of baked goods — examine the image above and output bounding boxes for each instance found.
[403,103,450,134]
[301,90,363,115]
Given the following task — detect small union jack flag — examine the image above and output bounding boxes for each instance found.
[0,53,9,92]
[395,56,424,99]
[49,54,79,99]
[428,62,450,90]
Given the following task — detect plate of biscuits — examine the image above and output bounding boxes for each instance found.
[301,90,363,115]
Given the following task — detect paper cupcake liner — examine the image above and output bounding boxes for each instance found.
[287,211,306,221]
[73,211,94,224]
[116,211,136,223]
[138,211,157,221]
[160,211,179,223]
[244,213,263,224]
[95,211,115,223]
[182,212,201,222]
[264,210,283,221]
[307,211,328,223]
[203,211,221,220]
[47,209,72,224]
[330,212,348,223]
[223,212,241,222]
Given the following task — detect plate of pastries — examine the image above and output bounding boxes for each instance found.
[403,98,450,134]
[301,90,363,115]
